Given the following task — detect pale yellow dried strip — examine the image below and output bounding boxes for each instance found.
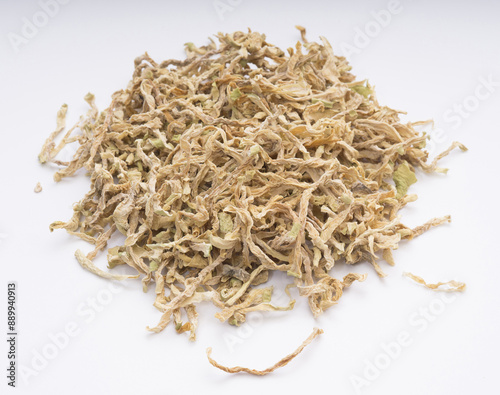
[419,141,468,173]
[206,327,323,375]
[410,215,451,238]
[34,182,42,193]
[403,272,466,292]
[39,104,68,164]
[186,305,198,341]
[75,249,139,281]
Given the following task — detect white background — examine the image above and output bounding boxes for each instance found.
[1,0,499,394]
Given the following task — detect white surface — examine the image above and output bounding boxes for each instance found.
[1,1,499,394]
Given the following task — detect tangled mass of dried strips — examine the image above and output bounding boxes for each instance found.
[40,28,466,344]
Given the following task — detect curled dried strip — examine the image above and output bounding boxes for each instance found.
[403,272,466,292]
[206,327,323,375]
[417,141,468,174]
[75,249,140,281]
[39,104,68,164]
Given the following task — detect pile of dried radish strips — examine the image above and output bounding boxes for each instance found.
[39,27,466,374]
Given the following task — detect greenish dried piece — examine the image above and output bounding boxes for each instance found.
[311,98,334,108]
[393,161,417,198]
[218,212,234,234]
[230,88,242,101]
[287,223,301,239]
[350,82,373,98]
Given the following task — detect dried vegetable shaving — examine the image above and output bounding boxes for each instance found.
[39,27,467,347]
[206,327,323,375]
[403,272,466,292]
